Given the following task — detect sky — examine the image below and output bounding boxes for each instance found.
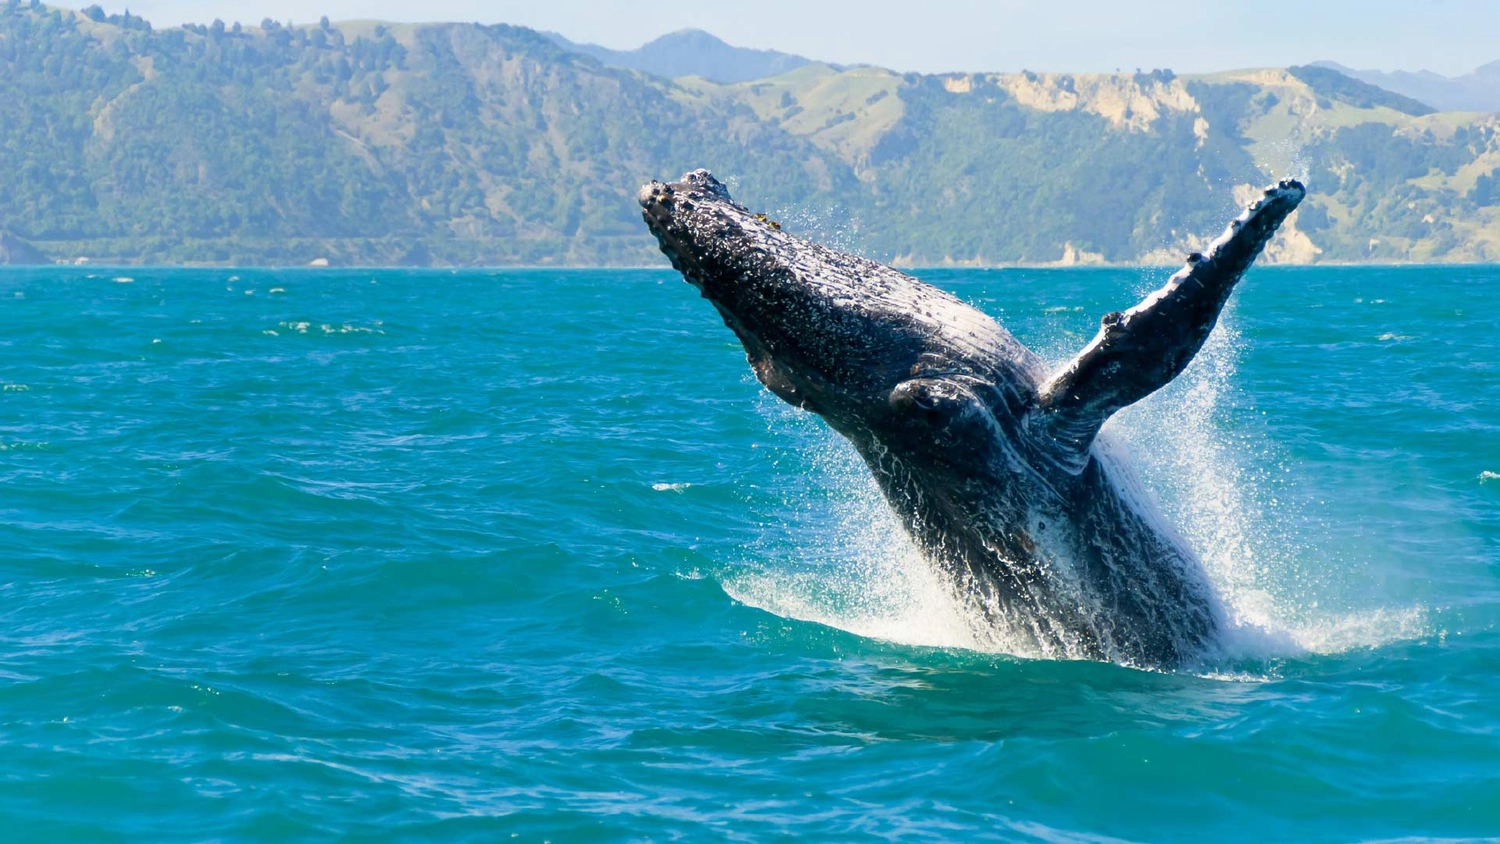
[70,0,1500,77]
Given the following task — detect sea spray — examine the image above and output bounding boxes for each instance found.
[724,385,1003,654]
[1112,302,1426,657]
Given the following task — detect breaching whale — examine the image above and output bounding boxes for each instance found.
[639,170,1304,668]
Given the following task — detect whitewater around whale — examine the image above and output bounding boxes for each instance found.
[639,170,1305,669]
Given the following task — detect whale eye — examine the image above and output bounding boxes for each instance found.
[887,378,998,459]
[889,379,961,424]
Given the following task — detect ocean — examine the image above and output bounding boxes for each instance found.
[1,265,1496,841]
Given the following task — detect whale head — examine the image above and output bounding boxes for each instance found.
[638,170,1044,464]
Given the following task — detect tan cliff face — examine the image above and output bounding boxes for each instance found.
[990,72,1200,133]
[933,71,1203,133]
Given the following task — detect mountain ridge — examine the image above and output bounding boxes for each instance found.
[2,4,1498,266]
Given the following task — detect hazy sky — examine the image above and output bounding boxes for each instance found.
[71,0,1500,77]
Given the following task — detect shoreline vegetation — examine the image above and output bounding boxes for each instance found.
[2,3,1498,268]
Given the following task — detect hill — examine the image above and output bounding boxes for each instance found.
[1,3,1498,266]
[0,4,850,265]
[545,28,816,85]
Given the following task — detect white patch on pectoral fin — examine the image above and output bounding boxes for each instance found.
[1036,181,1305,459]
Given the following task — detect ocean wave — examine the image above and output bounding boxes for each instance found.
[275,320,385,335]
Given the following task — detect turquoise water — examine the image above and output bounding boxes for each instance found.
[1,265,1496,841]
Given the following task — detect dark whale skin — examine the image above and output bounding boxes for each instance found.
[640,171,1304,668]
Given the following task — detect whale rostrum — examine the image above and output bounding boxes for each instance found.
[640,170,1305,668]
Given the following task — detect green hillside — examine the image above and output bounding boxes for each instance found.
[1,2,1498,266]
[0,3,848,265]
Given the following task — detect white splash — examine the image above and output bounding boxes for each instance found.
[724,293,1427,670]
[276,320,384,336]
[1097,301,1426,660]
[775,204,860,256]
[726,392,1046,657]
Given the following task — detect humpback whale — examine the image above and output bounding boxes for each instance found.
[639,170,1304,669]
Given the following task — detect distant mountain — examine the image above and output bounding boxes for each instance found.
[545,28,816,84]
[1312,60,1500,113]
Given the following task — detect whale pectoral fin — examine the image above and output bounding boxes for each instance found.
[1035,180,1305,458]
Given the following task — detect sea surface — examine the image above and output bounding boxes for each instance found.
[1,265,1496,841]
